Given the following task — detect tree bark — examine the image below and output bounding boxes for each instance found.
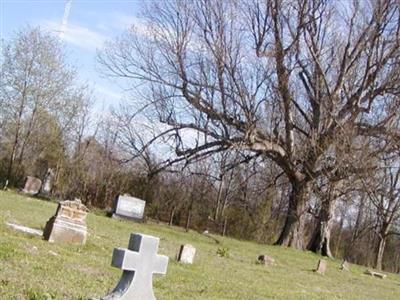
[169,207,175,226]
[307,198,337,258]
[274,181,309,249]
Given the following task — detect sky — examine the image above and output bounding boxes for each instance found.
[1,0,145,111]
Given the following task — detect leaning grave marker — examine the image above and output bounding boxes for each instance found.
[99,233,168,300]
[177,244,196,264]
[22,176,42,195]
[113,194,146,221]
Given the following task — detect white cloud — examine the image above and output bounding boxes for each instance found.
[95,85,122,103]
[42,20,106,51]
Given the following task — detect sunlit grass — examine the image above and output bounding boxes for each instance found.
[1,190,399,299]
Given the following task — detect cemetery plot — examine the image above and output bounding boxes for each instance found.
[1,191,399,300]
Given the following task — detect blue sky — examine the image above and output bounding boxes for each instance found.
[1,0,144,110]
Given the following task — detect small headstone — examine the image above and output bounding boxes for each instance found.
[257,254,276,266]
[364,269,387,279]
[43,199,89,245]
[314,259,327,275]
[100,233,168,300]
[22,176,42,195]
[112,194,146,221]
[341,260,349,271]
[177,244,196,264]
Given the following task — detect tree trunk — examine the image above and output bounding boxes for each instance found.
[307,198,337,258]
[274,181,309,249]
[222,217,228,236]
[185,209,191,232]
[169,207,175,226]
[376,236,386,271]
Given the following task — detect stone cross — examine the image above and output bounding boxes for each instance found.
[101,233,169,300]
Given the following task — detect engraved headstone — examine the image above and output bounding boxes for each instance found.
[43,199,88,245]
[100,233,169,300]
[22,176,42,195]
[113,195,146,221]
[314,259,327,275]
[177,244,196,264]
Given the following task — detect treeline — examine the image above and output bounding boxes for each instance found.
[1,0,399,276]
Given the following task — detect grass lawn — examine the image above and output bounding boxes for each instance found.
[1,190,399,299]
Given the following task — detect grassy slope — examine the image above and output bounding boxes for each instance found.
[0,190,399,300]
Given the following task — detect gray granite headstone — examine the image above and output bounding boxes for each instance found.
[113,195,146,221]
[101,233,169,300]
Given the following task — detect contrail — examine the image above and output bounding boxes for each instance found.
[59,0,72,40]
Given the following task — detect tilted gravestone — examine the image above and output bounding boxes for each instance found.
[177,244,196,264]
[113,195,146,221]
[100,233,169,300]
[314,259,327,275]
[22,176,42,195]
[43,199,89,245]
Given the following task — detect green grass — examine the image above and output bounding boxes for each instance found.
[1,190,399,299]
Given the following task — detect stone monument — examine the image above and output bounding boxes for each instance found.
[113,194,146,221]
[177,244,196,264]
[314,259,327,275]
[43,199,88,245]
[22,176,42,195]
[100,233,169,300]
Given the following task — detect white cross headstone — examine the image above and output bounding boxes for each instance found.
[101,233,169,300]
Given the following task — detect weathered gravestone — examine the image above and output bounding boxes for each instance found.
[113,194,146,221]
[314,259,327,275]
[22,176,42,195]
[177,244,196,264]
[43,199,88,245]
[341,260,350,271]
[100,233,169,300]
[257,254,276,266]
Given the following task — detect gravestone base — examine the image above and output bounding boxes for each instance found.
[43,217,87,244]
[112,213,145,223]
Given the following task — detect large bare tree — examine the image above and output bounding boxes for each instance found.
[99,0,400,249]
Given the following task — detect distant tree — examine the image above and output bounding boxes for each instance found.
[0,26,89,185]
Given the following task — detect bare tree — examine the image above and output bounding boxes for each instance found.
[368,158,400,270]
[0,26,87,184]
[99,0,400,249]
